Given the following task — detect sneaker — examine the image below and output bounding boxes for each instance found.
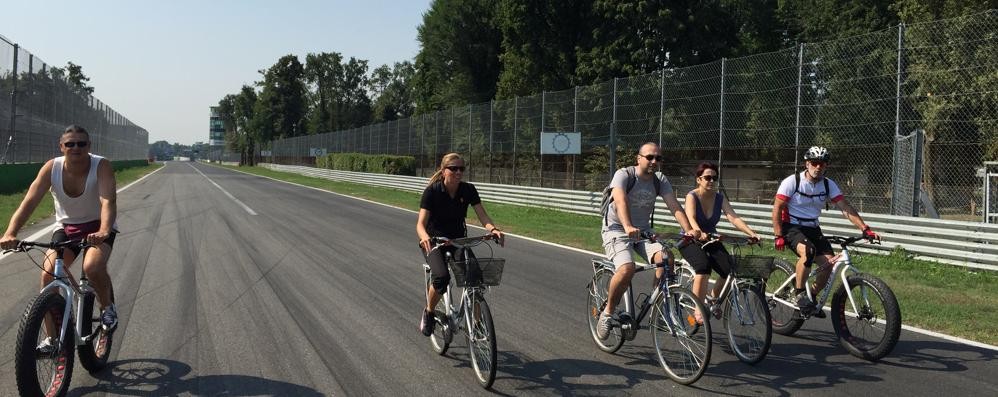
[36,337,57,356]
[101,304,118,333]
[419,309,435,337]
[596,312,613,340]
[812,307,827,319]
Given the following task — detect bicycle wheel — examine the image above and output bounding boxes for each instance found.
[467,296,497,389]
[587,269,624,353]
[15,290,75,397]
[77,292,112,373]
[765,258,805,335]
[831,273,902,361]
[651,286,711,385]
[674,260,696,290]
[724,284,772,364]
[425,272,451,355]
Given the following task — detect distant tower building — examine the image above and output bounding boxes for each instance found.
[209,107,225,147]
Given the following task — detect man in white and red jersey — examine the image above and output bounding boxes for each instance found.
[772,146,879,316]
[1,125,119,335]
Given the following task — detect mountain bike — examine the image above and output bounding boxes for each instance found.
[422,234,505,389]
[673,234,773,365]
[586,233,711,385]
[764,234,901,361]
[4,240,114,397]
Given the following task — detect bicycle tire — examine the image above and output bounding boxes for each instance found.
[766,258,805,336]
[15,290,75,397]
[587,268,624,353]
[77,292,112,373]
[831,273,902,361]
[724,285,772,365]
[651,286,711,385]
[426,272,451,355]
[467,296,497,389]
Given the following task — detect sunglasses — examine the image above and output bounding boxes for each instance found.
[700,175,717,182]
[640,154,664,162]
[63,141,89,148]
[445,166,465,172]
[807,160,827,167]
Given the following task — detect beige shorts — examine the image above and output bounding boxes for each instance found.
[601,229,668,269]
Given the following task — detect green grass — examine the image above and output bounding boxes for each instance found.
[222,164,998,345]
[0,163,163,233]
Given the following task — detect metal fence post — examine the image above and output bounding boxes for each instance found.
[513,97,518,185]
[573,85,578,189]
[658,69,665,148]
[609,78,618,179]
[8,44,18,164]
[540,90,546,188]
[489,100,494,183]
[468,104,473,181]
[795,44,804,168]
[718,58,726,176]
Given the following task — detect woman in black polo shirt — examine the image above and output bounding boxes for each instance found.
[416,152,504,336]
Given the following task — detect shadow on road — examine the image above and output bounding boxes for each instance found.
[68,358,325,396]
[490,347,668,396]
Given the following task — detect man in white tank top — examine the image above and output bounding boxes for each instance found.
[1,125,120,333]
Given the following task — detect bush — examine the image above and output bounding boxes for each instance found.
[317,153,416,175]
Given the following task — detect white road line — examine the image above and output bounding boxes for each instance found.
[1,163,168,261]
[189,163,258,216]
[215,165,998,351]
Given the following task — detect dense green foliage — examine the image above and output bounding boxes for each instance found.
[315,153,416,175]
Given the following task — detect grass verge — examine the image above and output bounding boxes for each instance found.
[221,164,998,346]
[0,163,164,233]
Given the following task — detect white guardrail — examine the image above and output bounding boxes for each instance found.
[262,164,998,271]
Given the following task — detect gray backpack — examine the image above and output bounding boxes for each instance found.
[599,166,662,226]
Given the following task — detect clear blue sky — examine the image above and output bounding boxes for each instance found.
[2,0,432,145]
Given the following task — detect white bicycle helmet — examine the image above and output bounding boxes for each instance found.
[803,146,829,162]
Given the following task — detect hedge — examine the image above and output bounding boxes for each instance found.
[316,153,416,176]
[0,159,151,194]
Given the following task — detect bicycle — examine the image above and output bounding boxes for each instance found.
[673,234,773,365]
[764,234,901,361]
[422,234,505,389]
[586,233,712,385]
[4,240,114,397]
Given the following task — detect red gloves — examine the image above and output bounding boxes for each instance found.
[775,236,786,251]
[863,226,880,241]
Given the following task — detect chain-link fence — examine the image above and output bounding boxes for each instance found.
[263,10,998,221]
[0,35,148,164]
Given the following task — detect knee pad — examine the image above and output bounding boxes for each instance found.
[432,274,450,294]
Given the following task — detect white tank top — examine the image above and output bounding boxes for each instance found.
[52,154,106,225]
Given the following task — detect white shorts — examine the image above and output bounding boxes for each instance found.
[601,229,668,269]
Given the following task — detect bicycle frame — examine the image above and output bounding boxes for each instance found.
[591,258,681,335]
[36,245,99,347]
[770,244,861,314]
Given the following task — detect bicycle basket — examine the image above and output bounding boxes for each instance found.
[733,255,774,279]
[450,257,506,287]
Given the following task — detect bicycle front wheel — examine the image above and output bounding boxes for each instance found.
[467,296,497,388]
[831,273,901,361]
[587,269,624,353]
[77,292,112,372]
[651,286,711,385]
[724,284,772,365]
[15,290,75,397]
[425,271,451,355]
[766,258,805,335]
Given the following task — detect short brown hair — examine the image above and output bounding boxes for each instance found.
[62,125,90,139]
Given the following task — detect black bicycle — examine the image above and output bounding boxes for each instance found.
[4,240,113,397]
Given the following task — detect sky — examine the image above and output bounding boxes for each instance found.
[2,0,432,145]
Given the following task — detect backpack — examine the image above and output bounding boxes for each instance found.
[600,166,662,226]
[785,172,831,222]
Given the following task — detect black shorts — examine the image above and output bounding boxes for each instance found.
[782,223,833,258]
[52,228,116,258]
[678,239,732,277]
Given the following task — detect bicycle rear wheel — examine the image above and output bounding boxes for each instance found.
[651,286,711,385]
[426,270,451,355]
[77,292,112,372]
[467,296,497,389]
[15,290,75,397]
[724,284,772,364]
[587,269,624,353]
[765,258,805,335]
[831,273,901,361]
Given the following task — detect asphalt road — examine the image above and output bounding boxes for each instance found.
[0,161,994,396]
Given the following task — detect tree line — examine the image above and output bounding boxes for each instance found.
[216,0,996,167]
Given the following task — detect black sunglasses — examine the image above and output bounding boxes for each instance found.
[63,141,89,148]
[445,166,465,172]
[807,160,827,166]
[700,175,717,182]
[640,154,663,162]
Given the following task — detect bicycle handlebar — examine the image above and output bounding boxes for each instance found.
[700,233,761,246]
[826,234,881,247]
[1,239,90,254]
[429,234,504,249]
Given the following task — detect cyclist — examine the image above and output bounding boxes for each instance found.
[679,162,760,323]
[0,125,120,343]
[416,153,504,336]
[596,142,700,340]
[772,146,879,317]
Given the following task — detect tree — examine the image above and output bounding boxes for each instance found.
[304,52,372,133]
[253,55,307,141]
[370,61,416,121]
[148,140,174,160]
[413,0,503,110]
[65,61,94,96]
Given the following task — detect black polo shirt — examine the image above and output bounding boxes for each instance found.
[420,181,482,239]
